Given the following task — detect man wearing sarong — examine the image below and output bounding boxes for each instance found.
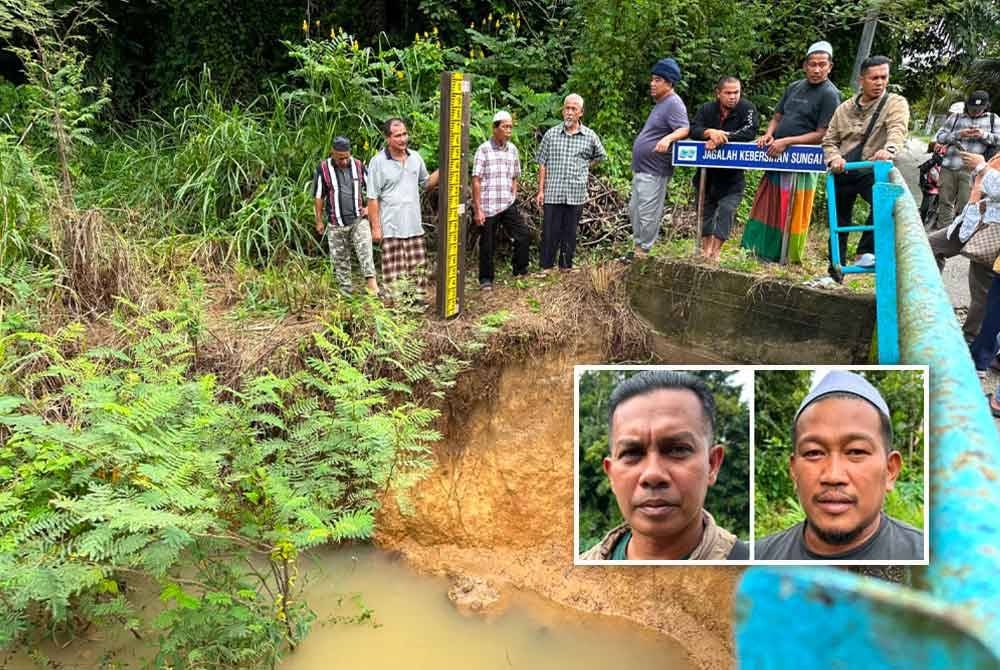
[741,41,841,263]
[367,117,439,304]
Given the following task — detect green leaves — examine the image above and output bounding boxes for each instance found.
[0,287,444,665]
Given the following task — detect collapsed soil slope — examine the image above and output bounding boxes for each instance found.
[376,335,741,670]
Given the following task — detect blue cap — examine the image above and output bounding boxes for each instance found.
[651,58,682,84]
[794,370,891,426]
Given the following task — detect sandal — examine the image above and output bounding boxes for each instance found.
[989,394,1000,419]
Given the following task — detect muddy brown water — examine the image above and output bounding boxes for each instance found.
[283,546,693,670]
[6,546,692,670]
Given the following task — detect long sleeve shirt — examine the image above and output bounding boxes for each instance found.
[689,98,760,189]
[822,92,909,165]
[934,112,1000,171]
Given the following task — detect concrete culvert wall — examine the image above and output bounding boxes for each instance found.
[628,259,877,363]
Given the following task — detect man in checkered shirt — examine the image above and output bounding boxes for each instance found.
[535,94,607,273]
[472,111,530,291]
[367,117,439,305]
[933,90,1000,232]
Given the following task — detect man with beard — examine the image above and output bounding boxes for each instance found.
[579,370,748,561]
[535,93,607,273]
[689,76,759,261]
[627,57,690,259]
[756,371,923,560]
[741,41,841,263]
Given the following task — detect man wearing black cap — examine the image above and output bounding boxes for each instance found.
[628,58,690,258]
[689,76,759,261]
[932,90,1000,232]
[755,371,923,560]
[313,136,378,295]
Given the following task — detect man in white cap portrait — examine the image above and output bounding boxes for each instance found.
[741,40,841,264]
[471,111,531,291]
[755,370,924,560]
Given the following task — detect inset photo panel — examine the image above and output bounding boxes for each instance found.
[575,366,751,565]
[753,366,929,565]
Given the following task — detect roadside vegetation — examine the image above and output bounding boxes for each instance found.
[0,0,994,665]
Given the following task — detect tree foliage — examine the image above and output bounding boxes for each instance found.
[0,275,447,666]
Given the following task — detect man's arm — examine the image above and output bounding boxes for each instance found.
[757,112,782,147]
[766,128,828,157]
[654,126,690,153]
[314,198,325,235]
[472,175,485,226]
[535,165,546,208]
[727,103,760,143]
[689,103,710,141]
[511,177,518,200]
[822,105,847,168]
[934,114,958,145]
[874,96,910,160]
[367,198,382,242]
[425,169,440,192]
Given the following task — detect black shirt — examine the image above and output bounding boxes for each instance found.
[689,98,760,189]
[755,513,923,560]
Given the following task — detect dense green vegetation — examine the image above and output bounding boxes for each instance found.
[0,0,992,664]
[577,369,750,551]
[754,369,926,537]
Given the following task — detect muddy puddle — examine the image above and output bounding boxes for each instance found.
[6,546,692,670]
[283,546,693,670]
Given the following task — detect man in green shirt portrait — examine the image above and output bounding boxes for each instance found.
[580,370,748,561]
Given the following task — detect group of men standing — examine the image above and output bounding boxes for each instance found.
[315,41,997,302]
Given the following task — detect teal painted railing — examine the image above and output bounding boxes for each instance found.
[736,168,1000,668]
[826,160,903,363]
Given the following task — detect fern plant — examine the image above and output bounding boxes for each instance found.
[0,290,447,667]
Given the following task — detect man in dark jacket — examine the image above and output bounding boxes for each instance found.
[689,77,759,261]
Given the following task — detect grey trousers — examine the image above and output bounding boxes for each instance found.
[927,226,992,337]
[934,169,971,232]
[327,219,376,292]
[629,172,670,251]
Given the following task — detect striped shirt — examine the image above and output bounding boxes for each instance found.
[934,112,1000,171]
[536,123,607,205]
[473,138,521,218]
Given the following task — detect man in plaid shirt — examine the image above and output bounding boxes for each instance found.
[535,93,607,273]
[472,111,530,290]
[933,91,1000,231]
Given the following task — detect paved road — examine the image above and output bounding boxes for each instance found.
[897,137,971,308]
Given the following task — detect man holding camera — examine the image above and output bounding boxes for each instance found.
[932,91,1000,231]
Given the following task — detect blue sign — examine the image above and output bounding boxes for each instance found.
[672,140,826,173]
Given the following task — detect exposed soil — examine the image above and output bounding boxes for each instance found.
[376,335,740,670]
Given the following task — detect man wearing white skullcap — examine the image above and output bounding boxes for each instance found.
[756,370,924,560]
[741,40,842,263]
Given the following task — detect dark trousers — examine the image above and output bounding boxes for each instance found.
[971,275,1000,370]
[701,178,745,241]
[540,203,583,269]
[479,203,530,283]
[828,171,875,277]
